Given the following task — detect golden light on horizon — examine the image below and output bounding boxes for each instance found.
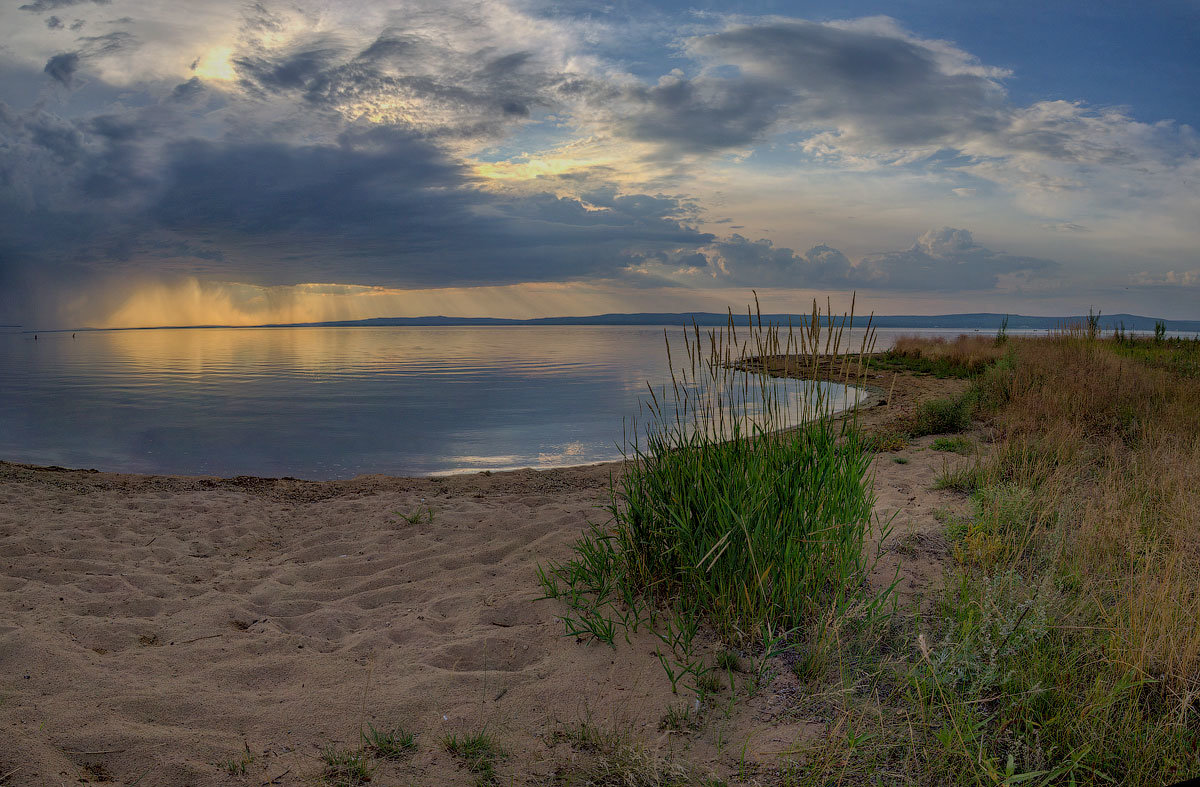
[77,277,884,333]
[87,278,650,330]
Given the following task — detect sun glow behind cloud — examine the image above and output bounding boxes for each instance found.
[191,47,238,82]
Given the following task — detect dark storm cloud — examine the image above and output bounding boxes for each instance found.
[42,52,80,85]
[18,0,109,13]
[152,128,464,236]
[695,21,1004,145]
[611,19,1007,157]
[620,72,789,154]
[0,101,713,312]
[140,128,707,284]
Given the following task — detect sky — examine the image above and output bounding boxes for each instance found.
[0,0,1197,328]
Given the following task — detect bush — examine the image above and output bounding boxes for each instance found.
[910,394,974,436]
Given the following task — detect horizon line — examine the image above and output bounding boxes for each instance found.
[12,310,1200,334]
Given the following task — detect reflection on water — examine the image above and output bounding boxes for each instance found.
[0,324,933,479]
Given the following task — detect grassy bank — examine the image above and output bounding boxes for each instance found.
[795,332,1200,785]
[538,319,1199,784]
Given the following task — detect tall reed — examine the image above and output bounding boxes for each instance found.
[611,296,883,643]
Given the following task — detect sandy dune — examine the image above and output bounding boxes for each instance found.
[0,389,973,785]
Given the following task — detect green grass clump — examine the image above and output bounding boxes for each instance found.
[659,703,703,732]
[969,353,1016,411]
[714,649,742,673]
[950,483,1038,569]
[622,310,876,648]
[320,746,372,786]
[220,742,255,776]
[395,506,434,525]
[871,352,976,378]
[1111,332,1200,377]
[930,436,973,454]
[539,300,889,706]
[443,729,504,782]
[362,724,416,760]
[875,334,1006,378]
[933,461,985,493]
[615,417,875,640]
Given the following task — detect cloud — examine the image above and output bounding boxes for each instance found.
[40,28,137,87]
[220,1,598,142]
[853,227,1056,290]
[704,236,854,286]
[0,0,699,324]
[598,15,1198,222]
[76,30,136,56]
[625,227,1057,292]
[616,68,789,155]
[0,98,713,325]
[0,3,1195,325]
[605,17,1007,159]
[1131,270,1199,287]
[18,0,109,13]
[41,52,82,86]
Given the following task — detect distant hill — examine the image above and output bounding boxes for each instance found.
[36,312,1200,333]
[254,312,1200,332]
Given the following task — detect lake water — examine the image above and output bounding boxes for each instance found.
[0,324,999,479]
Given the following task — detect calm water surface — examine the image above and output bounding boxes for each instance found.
[0,325,991,479]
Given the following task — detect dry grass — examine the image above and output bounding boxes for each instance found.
[886,333,1008,376]
[994,335,1200,702]
[784,332,1200,785]
[950,333,1198,780]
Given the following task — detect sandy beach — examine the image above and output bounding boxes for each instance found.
[0,373,972,785]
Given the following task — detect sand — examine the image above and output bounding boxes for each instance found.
[0,376,973,786]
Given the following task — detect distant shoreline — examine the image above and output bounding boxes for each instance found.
[18,311,1200,334]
